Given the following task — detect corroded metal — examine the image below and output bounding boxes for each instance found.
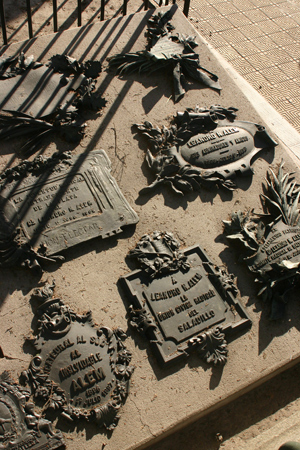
[0,371,65,449]
[0,53,106,156]
[135,105,277,196]
[121,232,251,366]
[0,150,139,273]
[108,10,221,102]
[223,161,300,319]
[21,282,134,431]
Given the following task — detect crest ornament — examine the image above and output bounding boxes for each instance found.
[223,161,300,319]
[0,371,65,449]
[108,10,221,102]
[21,282,134,430]
[0,150,138,273]
[120,232,251,366]
[135,105,277,196]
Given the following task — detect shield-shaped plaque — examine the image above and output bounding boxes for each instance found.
[120,232,251,366]
[135,105,277,195]
[223,162,300,320]
[0,371,65,449]
[21,283,134,430]
[0,150,138,272]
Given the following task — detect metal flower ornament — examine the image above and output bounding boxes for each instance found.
[135,104,277,196]
[223,162,300,320]
[108,10,221,102]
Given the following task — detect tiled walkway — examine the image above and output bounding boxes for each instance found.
[186,0,300,133]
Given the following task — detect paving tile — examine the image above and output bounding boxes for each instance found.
[272,15,299,29]
[282,42,300,59]
[229,57,256,74]
[246,53,276,69]
[189,4,220,19]
[260,66,289,84]
[232,0,255,11]
[220,28,248,44]
[257,19,283,33]
[234,40,262,56]
[243,8,269,22]
[225,12,252,26]
[239,23,266,38]
[206,32,229,48]
[251,35,280,51]
[290,12,300,23]
[273,79,300,96]
[268,31,296,46]
[243,71,271,89]
[212,2,239,15]
[260,5,288,18]
[209,16,234,32]
[286,27,300,40]
[263,48,291,64]
[249,0,276,6]
[278,1,300,14]
[279,61,300,79]
[216,45,242,60]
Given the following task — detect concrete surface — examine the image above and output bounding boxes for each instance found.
[1,4,300,450]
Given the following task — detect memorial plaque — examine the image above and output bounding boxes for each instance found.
[108,11,221,102]
[135,105,277,195]
[224,162,300,320]
[120,232,251,366]
[0,371,65,449]
[21,282,134,430]
[0,150,139,272]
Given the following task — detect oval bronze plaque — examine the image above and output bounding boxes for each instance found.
[180,126,254,169]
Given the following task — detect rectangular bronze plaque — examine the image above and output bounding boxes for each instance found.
[0,150,138,269]
[121,243,251,366]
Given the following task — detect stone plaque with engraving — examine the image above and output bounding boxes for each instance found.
[21,282,134,430]
[0,150,138,271]
[120,232,251,366]
[0,371,65,449]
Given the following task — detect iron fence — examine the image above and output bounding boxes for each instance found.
[0,0,190,46]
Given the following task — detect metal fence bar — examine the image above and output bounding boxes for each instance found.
[123,0,128,16]
[26,0,33,39]
[53,0,58,32]
[183,0,190,17]
[78,0,82,26]
[100,0,105,21]
[0,0,7,45]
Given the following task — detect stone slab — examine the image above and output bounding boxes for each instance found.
[1,5,300,450]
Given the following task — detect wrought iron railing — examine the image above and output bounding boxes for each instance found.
[0,0,190,46]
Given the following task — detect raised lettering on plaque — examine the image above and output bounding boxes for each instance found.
[224,161,300,320]
[21,282,134,430]
[135,105,277,196]
[120,232,251,366]
[0,150,138,272]
[0,371,65,449]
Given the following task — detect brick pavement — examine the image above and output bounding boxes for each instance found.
[184,0,300,133]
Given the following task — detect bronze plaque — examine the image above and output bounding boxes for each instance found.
[0,150,138,271]
[135,105,277,195]
[223,162,300,320]
[120,232,251,366]
[22,284,134,430]
[0,371,65,449]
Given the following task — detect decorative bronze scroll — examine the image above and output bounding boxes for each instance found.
[21,282,134,431]
[120,232,251,366]
[223,161,300,319]
[0,371,65,449]
[135,105,277,196]
[108,10,221,102]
